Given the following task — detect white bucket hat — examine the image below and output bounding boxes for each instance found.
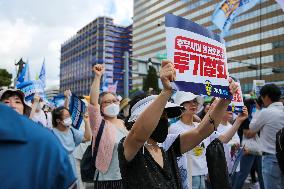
[128,95,185,122]
[174,91,204,111]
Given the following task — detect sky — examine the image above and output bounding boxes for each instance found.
[0,0,133,89]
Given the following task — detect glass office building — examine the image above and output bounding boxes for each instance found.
[60,17,132,96]
[133,0,284,93]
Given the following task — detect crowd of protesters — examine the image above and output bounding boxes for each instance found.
[0,60,284,189]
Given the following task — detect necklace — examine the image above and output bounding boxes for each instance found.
[144,141,158,147]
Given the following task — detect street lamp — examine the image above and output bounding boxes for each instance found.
[123,52,161,97]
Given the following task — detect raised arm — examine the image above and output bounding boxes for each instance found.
[64,90,72,110]
[82,113,92,142]
[123,60,175,161]
[29,94,40,119]
[179,78,239,154]
[90,64,104,107]
[218,106,248,143]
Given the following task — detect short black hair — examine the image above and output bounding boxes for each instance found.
[260,84,281,102]
[52,106,69,127]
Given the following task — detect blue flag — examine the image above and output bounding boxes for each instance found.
[53,95,65,107]
[39,60,46,88]
[16,63,30,87]
[16,80,45,102]
[212,0,260,35]
[69,94,86,130]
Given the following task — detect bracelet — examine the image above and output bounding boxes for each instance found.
[208,113,216,131]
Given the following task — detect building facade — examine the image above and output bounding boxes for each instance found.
[60,17,132,96]
[133,0,284,93]
[45,86,59,101]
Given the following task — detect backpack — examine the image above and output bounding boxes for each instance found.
[276,127,284,174]
[80,120,105,182]
[206,138,231,189]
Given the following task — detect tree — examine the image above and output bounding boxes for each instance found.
[0,69,12,87]
[143,66,159,93]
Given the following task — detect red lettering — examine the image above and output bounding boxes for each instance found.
[216,60,228,79]
[203,57,217,77]
[174,51,189,73]
[191,54,200,76]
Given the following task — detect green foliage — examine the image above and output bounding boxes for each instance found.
[0,69,12,87]
[142,66,159,93]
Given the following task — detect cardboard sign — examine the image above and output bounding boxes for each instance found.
[228,82,244,113]
[69,94,86,130]
[253,80,265,97]
[165,14,230,99]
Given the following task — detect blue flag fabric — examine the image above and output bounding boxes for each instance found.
[39,60,46,88]
[69,94,86,130]
[212,0,260,35]
[53,95,65,108]
[16,63,31,86]
[16,80,45,102]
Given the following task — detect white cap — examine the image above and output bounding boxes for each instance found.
[128,95,185,122]
[174,91,204,111]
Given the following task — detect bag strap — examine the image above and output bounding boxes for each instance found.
[92,120,105,161]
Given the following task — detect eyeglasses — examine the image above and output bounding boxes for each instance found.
[102,99,119,106]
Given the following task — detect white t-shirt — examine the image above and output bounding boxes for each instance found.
[169,120,210,189]
[31,110,48,127]
[210,123,240,173]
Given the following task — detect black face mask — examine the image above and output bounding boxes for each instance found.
[150,118,169,143]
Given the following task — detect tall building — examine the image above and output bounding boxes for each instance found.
[45,86,59,101]
[60,17,132,96]
[133,0,284,93]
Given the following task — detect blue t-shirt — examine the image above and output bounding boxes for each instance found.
[53,127,84,175]
[0,104,76,189]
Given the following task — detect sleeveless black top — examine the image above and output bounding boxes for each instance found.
[118,135,182,189]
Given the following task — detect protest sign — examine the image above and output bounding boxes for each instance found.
[69,94,86,130]
[165,14,230,99]
[253,80,265,97]
[228,82,244,113]
[16,80,45,101]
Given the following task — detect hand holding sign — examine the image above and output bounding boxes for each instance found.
[93,64,105,77]
[33,94,41,103]
[236,106,248,122]
[64,89,72,98]
[160,60,176,91]
[83,113,89,122]
[228,77,239,96]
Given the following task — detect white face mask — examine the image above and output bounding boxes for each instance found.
[104,103,120,118]
[63,117,72,127]
[36,102,44,111]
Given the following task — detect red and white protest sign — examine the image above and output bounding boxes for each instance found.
[166,14,230,99]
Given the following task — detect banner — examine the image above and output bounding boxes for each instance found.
[228,82,244,113]
[253,80,265,96]
[212,0,260,35]
[108,80,118,93]
[69,94,86,130]
[166,14,230,99]
[16,80,45,102]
